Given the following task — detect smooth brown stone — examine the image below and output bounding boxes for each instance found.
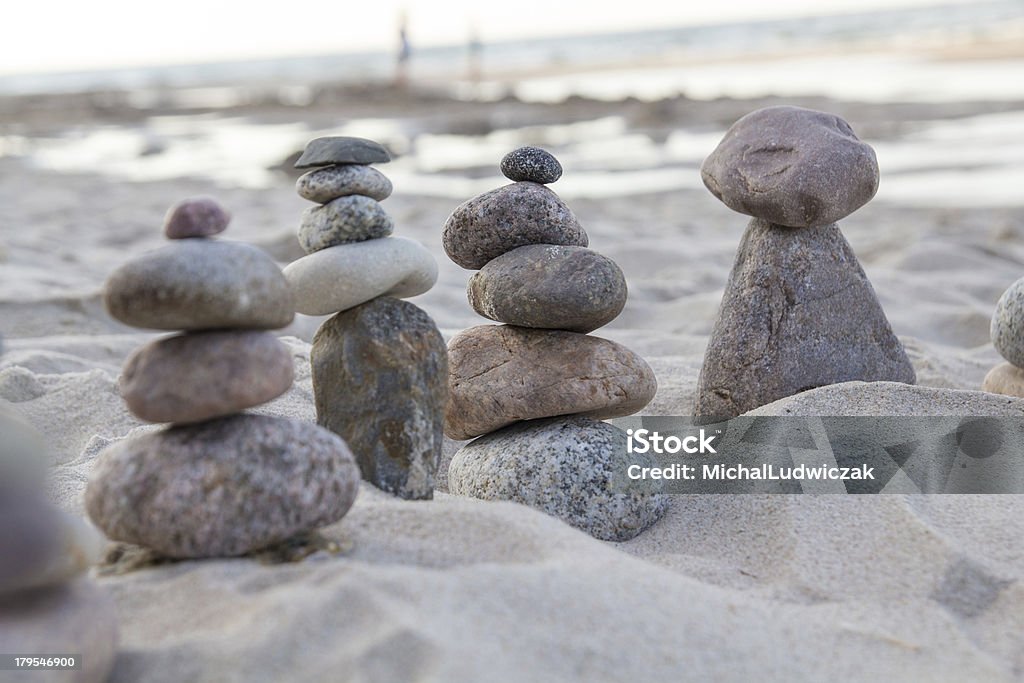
[121,331,294,424]
[982,362,1024,398]
[445,325,656,440]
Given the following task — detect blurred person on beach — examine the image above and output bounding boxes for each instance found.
[395,10,412,90]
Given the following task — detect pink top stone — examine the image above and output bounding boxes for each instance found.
[163,196,231,239]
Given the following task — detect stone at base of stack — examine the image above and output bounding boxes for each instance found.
[983,277,1024,398]
[87,197,360,559]
[1,402,117,683]
[284,137,446,500]
[442,147,666,541]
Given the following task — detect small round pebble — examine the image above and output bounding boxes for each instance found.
[500,146,562,184]
[120,330,294,424]
[298,195,394,254]
[982,362,1024,398]
[992,277,1024,367]
[85,414,360,558]
[163,196,231,239]
[296,165,393,204]
[449,415,667,541]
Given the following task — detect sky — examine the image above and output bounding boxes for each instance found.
[3,0,953,75]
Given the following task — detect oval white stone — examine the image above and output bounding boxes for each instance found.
[283,236,438,316]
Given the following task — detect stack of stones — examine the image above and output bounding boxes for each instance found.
[283,137,446,500]
[442,146,666,542]
[983,278,1024,397]
[695,106,916,420]
[1,401,117,683]
[85,197,360,559]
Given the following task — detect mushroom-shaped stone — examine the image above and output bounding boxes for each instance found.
[700,106,880,228]
[295,137,391,168]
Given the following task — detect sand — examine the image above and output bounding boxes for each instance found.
[3,91,1024,680]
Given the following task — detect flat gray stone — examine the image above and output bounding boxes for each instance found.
[500,146,562,184]
[446,325,657,440]
[85,415,359,558]
[295,137,391,168]
[312,297,446,500]
[296,164,393,203]
[0,494,104,595]
[163,196,230,239]
[443,182,588,269]
[298,195,393,253]
[0,580,118,683]
[991,277,1024,367]
[468,244,627,332]
[120,331,294,424]
[701,106,880,228]
[283,237,437,316]
[449,416,667,542]
[104,240,294,331]
[695,219,915,420]
[749,381,1024,416]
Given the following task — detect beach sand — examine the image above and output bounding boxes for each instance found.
[3,86,1024,680]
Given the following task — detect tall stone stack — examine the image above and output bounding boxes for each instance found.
[86,197,360,559]
[1,402,118,683]
[694,106,916,420]
[282,137,447,500]
[983,278,1024,397]
[442,146,666,542]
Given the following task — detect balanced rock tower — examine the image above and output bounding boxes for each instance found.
[442,146,666,542]
[87,197,360,558]
[283,137,446,500]
[1,401,118,683]
[695,106,916,419]
[983,277,1024,396]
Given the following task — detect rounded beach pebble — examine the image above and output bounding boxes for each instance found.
[468,244,627,332]
[982,362,1024,398]
[104,240,294,331]
[283,236,438,316]
[0,580,119,683]
[296,164,393,203]
[163,196,231,239]
[442,182,588,269]
[298,195,394,253]
[991,277,1024,367]
[500,146,563,184]
[445,325,657,440]
[120,330,294,424]
[700,105,880,228]
[85,415,360,558]
[294,136,391,168]
[449,415,667,542]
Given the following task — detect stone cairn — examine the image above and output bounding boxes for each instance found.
[983,277,1024,396]
[1,401,118,683]
[442,146,666,542]
[86,197,360,559]
[695,106,916,420]
[282,137,447,500]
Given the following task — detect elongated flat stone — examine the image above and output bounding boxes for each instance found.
[295,136,391,168]
[296,164,393,203]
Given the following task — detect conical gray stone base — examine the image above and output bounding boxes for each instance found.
[695,219,915,419]
[311,296,447,499]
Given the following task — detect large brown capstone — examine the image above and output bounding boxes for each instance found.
[445,325,657,440]
[120,330,294,424]
[85,415,359,558]
[311,297,447,500]
[442,182,588,270]
[694,218,915,420]
[700,106,879,228]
